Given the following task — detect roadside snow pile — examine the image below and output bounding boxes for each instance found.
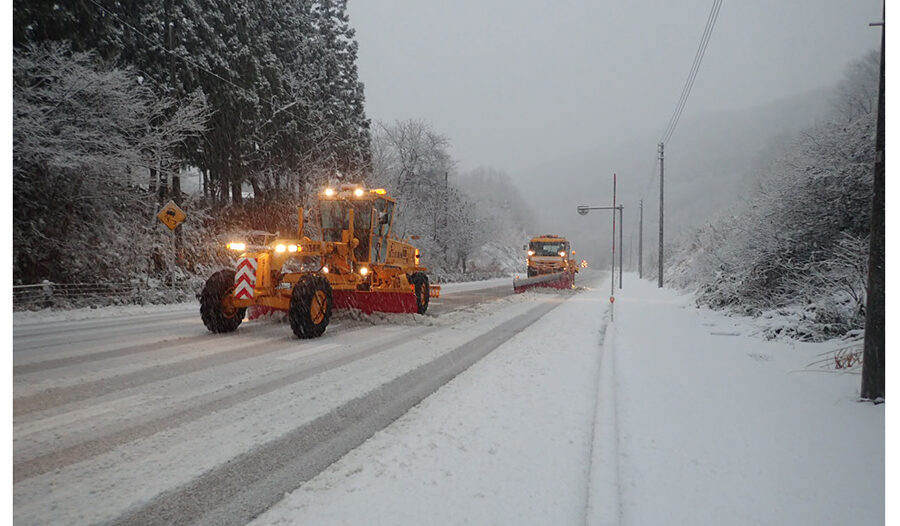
[610,275,883,526]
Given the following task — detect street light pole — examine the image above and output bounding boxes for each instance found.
[612,174,617,299]
[577,202,625,320]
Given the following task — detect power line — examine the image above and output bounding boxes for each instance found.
[660,0,723,145]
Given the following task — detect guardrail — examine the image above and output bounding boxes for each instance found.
[13,281,195,310]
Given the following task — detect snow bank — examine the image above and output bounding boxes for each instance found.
[610,274,884,526]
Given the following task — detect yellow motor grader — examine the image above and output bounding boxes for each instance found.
[200,185,439,338]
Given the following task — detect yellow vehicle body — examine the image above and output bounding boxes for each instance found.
[525,234,578,277]
[201,185,439,339]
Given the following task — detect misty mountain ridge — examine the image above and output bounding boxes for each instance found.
[513,86,834,264]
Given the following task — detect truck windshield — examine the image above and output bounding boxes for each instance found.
[530,241,566,256]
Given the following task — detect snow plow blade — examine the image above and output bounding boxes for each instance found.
[513,271,575,293]
[332,290,419,314]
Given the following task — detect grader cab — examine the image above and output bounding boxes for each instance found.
[200,185,439,338]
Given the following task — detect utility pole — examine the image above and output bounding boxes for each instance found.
[618,204,623,289]
[639,199,643,278]
[861,8,885,402]
[165,0,183,267]
[657,142,665,288]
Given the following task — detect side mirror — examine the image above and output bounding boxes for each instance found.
[523,245,527,251]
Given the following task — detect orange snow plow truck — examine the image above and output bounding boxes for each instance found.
[513,234,578,292]
[200,185,439,338]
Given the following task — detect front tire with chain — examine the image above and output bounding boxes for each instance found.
[289,275,333,338]
[200,270,246,333]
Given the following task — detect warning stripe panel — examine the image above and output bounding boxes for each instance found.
[234,258,257,299]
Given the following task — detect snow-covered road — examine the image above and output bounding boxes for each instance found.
[13,270,883,526]
[13,272,603,525]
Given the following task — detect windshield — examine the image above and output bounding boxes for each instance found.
[320,201,349,242]
[529,241,567,257]
[319,200,375,261]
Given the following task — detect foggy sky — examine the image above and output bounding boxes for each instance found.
[348,0,881,175]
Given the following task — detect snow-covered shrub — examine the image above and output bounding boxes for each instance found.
[665,52,877,341]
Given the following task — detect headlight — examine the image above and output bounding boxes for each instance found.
[288,244,298,252]
[558,251,566,257]
[275,244,287,253]
[324,188,335,197]
[227,242,246,251]
[354,188,364,197]
[322,266,329,274]
[527,250,535,256]
[359,266,369,276]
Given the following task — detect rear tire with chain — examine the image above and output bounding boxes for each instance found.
[408,272,430,314]
[200,270,246,333]
[289,275,333,338]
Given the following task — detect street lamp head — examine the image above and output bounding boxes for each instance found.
[577,206,589,216]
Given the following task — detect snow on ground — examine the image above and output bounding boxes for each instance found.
[251,273,884,526]
[12,301,199,325]
[609,276,884,526]
[251,274,609,526]
[12,275,514,325]
[436,275,516,294]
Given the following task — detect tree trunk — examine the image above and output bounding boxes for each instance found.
[231,180,243,205]
[249,175,263,202]
[149,166,158,196]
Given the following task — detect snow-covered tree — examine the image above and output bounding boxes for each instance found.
[665,52,878,340]
[13,43,208,285]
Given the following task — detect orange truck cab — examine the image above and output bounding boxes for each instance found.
[525,235,578,278]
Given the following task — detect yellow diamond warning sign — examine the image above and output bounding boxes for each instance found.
[157,200,186,230]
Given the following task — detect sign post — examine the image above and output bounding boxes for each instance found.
[157,200,187,287]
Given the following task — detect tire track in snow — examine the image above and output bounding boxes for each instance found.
[584,302,622,526]
[12,317,203,353]
[13,310,199,339]
[110,297,569,526]
[13,319,355,375]
[13,325,432,482]
[14,329,327,417]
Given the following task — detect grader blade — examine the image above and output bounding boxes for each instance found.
[512,271,575,293]
[332,290,419,314]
